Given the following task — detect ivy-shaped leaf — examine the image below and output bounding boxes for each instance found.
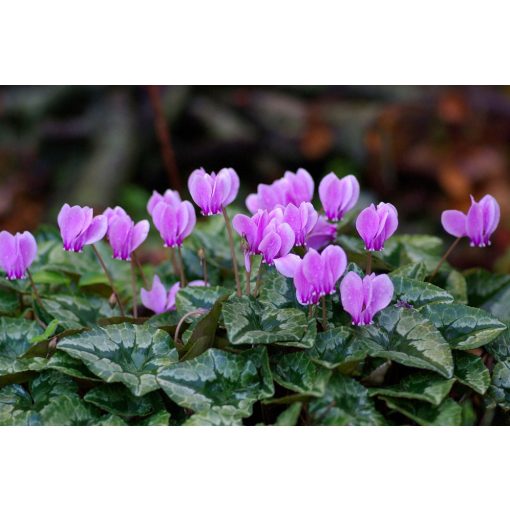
[84,384,164,418]
[308,326,368,371]
[465,269,510,321]
[258,266,298,309]
[0,286,20,316]
[445,270,468,304]
[390,276,454,309]
[420,303,506,350]
[389,262,427,281]
[356,306,454,378]
[453,351,490,395]
[380,396,462,425]
[223,295,316,347]
[485,322,510,362]
[275,403,303,426]
[58,323,179,396]
[157,347,274,417]
[309,373,385,425]
[175,286,230,316]
[184,408,243,426]
[487,361,510,411]
[271,352,331,397]
[369,373,454,406]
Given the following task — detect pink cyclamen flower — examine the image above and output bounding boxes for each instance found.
[340,272,394,326]
[188,167,239,216]
[441,194,500,247]
[275,246,347,305]
[245,168,314,213]
[57,204,108,252]
[0,231,37,280]
[103,207,150,261]
[319,173,360,221]
[280,202,318,246]
[233,209,295,269]
[306,215,337,251]
[140,275,206,314]
[355,202,398,251]
[151,200,196,248]
[147,190,182,215]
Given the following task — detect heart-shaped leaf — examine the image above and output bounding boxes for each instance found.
[184,408,243,426]
[485,322,510,362]
[390,262,427,281]
[308,326,368,370]
[420,303,506,350]
[487,361,510,411]
[453,351,490,395]
[356,306,454,378]
[309,373,385,425]
[271,352,331,396]
[58,323,178,396]
[390,276,454,308]
[369,373,454,406]
[380,396,462,425]
[223,295,316,347]
[157,347,274,417]
[258,266,298,309]
[175,286,229,316]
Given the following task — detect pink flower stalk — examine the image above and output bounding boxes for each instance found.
[340,272,394,326]
[306,215,337,251]
[151,200,196,248]
[103,207,150,261]
[280,202,318,246]
[274,246,347,305]
[319,173,360,221]
[355,202,398,251]
[188,167,240,216]
[57,204,108,252]
[441,194,500,247]
[147,190,182,215]
[245,168,314,213]
[0,231,37,280]
[140,275,206,314]
[232,209,295,269]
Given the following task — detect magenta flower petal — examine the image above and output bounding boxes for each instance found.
[179,202,196,241]
[131,220,150,253]
[141,275,169,314]
[321,245,347,294]
[466,199,484,247]
[188,167,239,215]
[108,216,132,260]
[302,248,323,284]
[355,205,379,247]
[441,210,467,238]
[147,190,182,215]
[340,272,364,325]
[306,216,336,250]
[319,173,360,221]
[356,202,398,251]
[233,214,257,248]
[81,215,108,246]
[285,168,314,205]
[0,232,17,270]
[274,254,301,278]
[366,274,394,318]
[58,204,87,250]
[245,194,260,214]
[276,223,295,256]
[294,264,314,305]
[480,194,500,242]
[258,231,282,264]
[0,231,37,280]
[166,281,181,312]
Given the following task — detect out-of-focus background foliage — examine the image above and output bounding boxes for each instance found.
[1,85,510,269]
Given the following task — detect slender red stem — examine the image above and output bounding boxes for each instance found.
[430,237,462,281]
[222,207,241,297]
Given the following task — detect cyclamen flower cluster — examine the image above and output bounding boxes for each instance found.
[0,164,502,328]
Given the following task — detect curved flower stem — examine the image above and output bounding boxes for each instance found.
[91,245,125,316]
[321,295,328,331]
[131,259,138,318]
[308,304,315,319]
[254,261,264,297]
[222,207,241,297]
[198,248,208,286]
[133,252,148,287]
[169,248,179,277]
[366,251,372,275]
[430,237,462,281]
[174,308,208,346]
[177,245,187,287]
[246,257,252,296]
[26,269,43,309]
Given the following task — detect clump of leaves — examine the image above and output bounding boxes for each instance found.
[1,218,509,426]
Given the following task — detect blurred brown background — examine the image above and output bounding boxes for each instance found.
[1,85,509,269]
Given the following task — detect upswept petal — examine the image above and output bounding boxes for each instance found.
[274,254,301,278]
[367,274,394,317]
[355,205,380,248]
[131,220,150,252]
[441,210,467,238]
[480,194,500,236]
[258,231,282,263]
[340,272,364,325]
[140,275,168,315]
[466,199,484,246]
[0,231,17,268]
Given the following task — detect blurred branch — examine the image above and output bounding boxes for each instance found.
[146,85,182,192]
